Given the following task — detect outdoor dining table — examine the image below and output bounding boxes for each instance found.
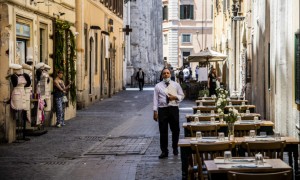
[186,112,261,121]
[182,120,274,137]
[195,99,248,106]
[204,158,292,180]
[178,136,299,180]
[198,96,244,100]
[192,105,256,114]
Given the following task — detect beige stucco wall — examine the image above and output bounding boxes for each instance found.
[213,0,233,90]
[76,0,123,109]
[163,0,213,70]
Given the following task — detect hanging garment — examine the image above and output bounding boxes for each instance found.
[11,75,27,110]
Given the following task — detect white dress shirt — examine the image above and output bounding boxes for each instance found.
[153,80,185,111]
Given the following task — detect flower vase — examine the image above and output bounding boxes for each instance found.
[227,122,235,141]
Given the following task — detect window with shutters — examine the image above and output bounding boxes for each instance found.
[295,32,300,104]
[180,5,194,20]
[163,5,168,21]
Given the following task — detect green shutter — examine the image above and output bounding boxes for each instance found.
[180,5,184,19]
[190,5,194,19]
[166,6,168,20]
[163,6,169,20]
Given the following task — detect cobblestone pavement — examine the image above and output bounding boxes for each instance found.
[0,86,195,180]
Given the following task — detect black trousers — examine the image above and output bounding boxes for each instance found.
[209,86,216,97]
[158,106,180,153]
[138,79,144,90]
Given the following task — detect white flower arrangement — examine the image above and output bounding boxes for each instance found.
[225,108,240,123]
[215,88,229,114]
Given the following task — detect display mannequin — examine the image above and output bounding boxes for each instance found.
[9,63,31,141]
[10,64,28,110]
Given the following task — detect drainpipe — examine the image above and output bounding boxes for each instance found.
[75,0,84,99]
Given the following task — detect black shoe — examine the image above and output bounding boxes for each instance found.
[173,149,179,156]
[158,152,168,159]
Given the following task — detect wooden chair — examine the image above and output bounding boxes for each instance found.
[230,100,247,105]
[201,101,215,106]
[234,124,260,137]
[190,142,234,180]
[186,124,220,137]
[241,116,256,120]
[241,140,286,159]
[227,170,292,180]
[238,106,255,113]
[193,106,216,113]
[186,116,213,122]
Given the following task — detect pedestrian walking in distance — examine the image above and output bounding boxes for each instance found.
[153,68,185,159]
[136,68,145,91]
[208,67,220,97]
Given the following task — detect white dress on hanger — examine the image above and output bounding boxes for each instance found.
[11,75,27,110]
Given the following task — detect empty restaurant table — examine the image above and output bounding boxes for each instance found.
[196,99,248,106]
[192,105,256,114]
[204,158,292,180]
[182,120,274,137]
[178,136,299,180]
[198,96,244,100]
[185,113,261,122]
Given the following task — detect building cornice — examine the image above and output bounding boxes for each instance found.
[163,26,212,30]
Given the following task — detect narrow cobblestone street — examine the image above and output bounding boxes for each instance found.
[0,87,194,180]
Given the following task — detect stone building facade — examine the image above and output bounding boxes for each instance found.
[124,0,163,86]
[162,0,213,74]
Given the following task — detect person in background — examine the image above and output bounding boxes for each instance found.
[153,68,185,159]
[183,65,190,82]
[195,65,199,81]
[189,67,192,80]
[170,67,175,81]
[53,70,71,127]
[207,68,220,97]
[178,68,184,84]
[136,68,145,91]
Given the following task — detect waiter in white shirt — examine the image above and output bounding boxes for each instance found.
[153,68,185,159]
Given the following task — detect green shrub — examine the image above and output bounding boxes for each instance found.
[199,89,209,97]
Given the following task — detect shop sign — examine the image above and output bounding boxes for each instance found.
[16,23,30,38]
